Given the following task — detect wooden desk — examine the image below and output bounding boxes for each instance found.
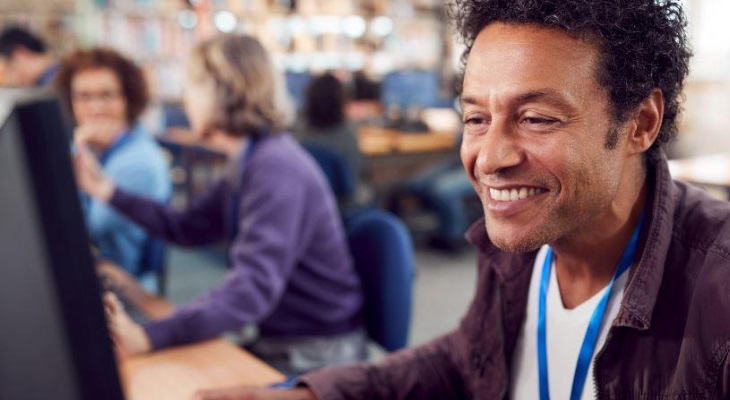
[160,126,459,156]
[157,126,460,199]
[357,125,457,156]
[357,126,460,192]
[98,262,285,400]
[668,153,730,189]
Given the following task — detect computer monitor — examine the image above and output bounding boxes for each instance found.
[0,90,124,400]
[381,69,442,109]
[285,71,312,111]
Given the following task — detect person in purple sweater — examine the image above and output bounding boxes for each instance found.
[73,34,365,375]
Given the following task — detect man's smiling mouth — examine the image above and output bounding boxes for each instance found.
[488,187,548,202]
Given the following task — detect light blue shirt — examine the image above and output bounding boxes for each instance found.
[84,124,171,276]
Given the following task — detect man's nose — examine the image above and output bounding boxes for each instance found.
[474,120,524,175]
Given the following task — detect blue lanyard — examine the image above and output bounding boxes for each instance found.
[538,211,645,400]
[228,138,259,240]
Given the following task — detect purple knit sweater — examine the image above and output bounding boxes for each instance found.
[109,133,363,350]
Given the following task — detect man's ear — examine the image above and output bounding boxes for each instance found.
[626,89,664,155]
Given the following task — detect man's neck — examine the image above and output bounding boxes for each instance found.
[550,166,648,309]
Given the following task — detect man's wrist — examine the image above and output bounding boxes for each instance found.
[288,388,317,400]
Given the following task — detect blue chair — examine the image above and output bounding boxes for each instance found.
[301,143,355,200]
[345,208,415,351]
[138,234,168,296]
[137,197,172,295]
[162,102,191,128]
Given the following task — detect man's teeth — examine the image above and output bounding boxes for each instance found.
[489,187,545,202]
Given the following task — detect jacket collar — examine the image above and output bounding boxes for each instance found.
[613,156,675,330]
[465,156,677,331]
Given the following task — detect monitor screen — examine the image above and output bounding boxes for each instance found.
[0,90,124,400]
[381,69,442,109]
[285,71,312,111]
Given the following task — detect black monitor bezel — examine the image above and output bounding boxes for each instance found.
[6,93,124,400]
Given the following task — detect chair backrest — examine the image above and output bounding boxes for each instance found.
[139,235,166,274]
[302,143,355,199]
[138,197,172,295]
[344,208,415,351]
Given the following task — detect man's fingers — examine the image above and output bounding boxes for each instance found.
[191,389,230,400]
[191,387,315,400]
[192,387,256,400]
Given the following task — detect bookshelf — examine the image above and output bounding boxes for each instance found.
[1,0,454,119]
[0,1,76,57]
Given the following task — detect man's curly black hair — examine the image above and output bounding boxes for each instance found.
[448,0,692,164]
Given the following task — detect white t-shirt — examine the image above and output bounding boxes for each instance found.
[509,246,631,400]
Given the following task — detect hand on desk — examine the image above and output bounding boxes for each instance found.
[103,292,152,355]
[192,387,316,400]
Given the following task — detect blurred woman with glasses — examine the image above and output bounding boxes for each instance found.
[56,48,171,282]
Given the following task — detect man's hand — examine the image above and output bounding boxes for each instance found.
[103,292,152,356]
[192,387,317,400]
[72,139,116,202]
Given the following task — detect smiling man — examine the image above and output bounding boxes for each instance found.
[194,1,730,399]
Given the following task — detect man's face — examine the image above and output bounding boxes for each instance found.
[461,23,630,253]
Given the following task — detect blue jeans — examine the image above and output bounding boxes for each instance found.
[406,161,476,243]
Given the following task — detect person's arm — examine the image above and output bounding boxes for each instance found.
[109,181,227,247]
[86,157,164,250]
[191,332,469,400]
[298,333,468,400]
[74,141,227,246]
[142,162,311,349]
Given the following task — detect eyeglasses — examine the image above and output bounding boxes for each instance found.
[71,90,123,104]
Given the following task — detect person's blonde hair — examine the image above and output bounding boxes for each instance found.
[187,34,293,137]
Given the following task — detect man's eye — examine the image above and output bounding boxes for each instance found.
[523,117,558,125]
[465,117,488,125]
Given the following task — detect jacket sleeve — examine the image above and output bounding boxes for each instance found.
[142,162,310,349]
[109,179,228,247]
[297,332,469,400]
[719,351,730,400]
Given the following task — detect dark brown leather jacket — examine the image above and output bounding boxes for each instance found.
[302,158,730,399]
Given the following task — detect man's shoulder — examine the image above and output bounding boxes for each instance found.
[665,180,730,317]
[670,180,730,262]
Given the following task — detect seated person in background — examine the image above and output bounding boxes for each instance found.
[74,34,365,375]
[401,155,477,251]
[0,26,60,87]
[56,48,171,281]
[296,73,363,208]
